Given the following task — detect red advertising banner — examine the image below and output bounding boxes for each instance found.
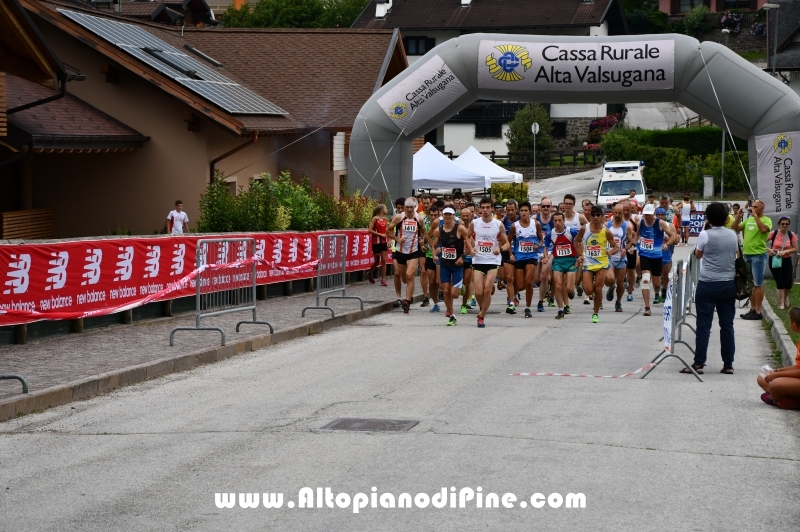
[0,230,374,326]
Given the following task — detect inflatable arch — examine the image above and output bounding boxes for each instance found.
[349,33,800,219]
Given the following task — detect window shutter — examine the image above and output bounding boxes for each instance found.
[426,38,436,53]
[749,0,758,9]
[670,0,679,14]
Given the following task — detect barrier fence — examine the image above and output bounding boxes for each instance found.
[642,255,703,381]
[169,239,273,346]
[302,234,363,317]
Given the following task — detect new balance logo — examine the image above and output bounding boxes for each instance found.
[289,238,298,263]
[114,246,134,282]
[235,242,248,261]
[255,240,266,260]
[352,235,360,257]
[272,239,283,264]
[82,249,102,286]
[3,254,31,295]
[303,238,312,262]
[171,244,185,276]
[144,246,160,278]
[216,243,229,265]
[45,251,69,291]
[362,234,370,255]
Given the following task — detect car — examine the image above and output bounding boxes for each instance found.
[596,161,652,211]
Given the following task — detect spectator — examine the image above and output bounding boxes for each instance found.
[732,199,773,320]
[757,307,800,409]
[166,200,189,235]
[767,216,797,309]
[682,202,738,375]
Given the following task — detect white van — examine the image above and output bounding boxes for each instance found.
[596,161,650,210]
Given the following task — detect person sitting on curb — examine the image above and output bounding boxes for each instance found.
[757,307,800,409]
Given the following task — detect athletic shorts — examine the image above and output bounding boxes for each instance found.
[500,249,511,266]
[472,263,499,275]
[425,257,437,271]
[551,257,578,273]
[372,242,387,254]
[626,250,637,270]
[681,220,691,227]
[639,255,663,277]
[439,264,464,288]
[583,264,609,272]
[609,256,628,269]
[514,258,538,270]
[394,250,422,265]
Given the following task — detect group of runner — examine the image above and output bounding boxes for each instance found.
[368,192,680,327]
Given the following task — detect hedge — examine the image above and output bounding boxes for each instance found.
[607,126,747,157]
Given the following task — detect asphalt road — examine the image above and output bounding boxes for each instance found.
[1,245,798,531]
[528,166,602,206]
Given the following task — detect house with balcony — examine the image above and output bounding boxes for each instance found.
[352,0,628,155]
[659,0,767,15]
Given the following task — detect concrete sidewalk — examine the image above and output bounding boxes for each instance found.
[0,246,798,530]
[0,279,411,413]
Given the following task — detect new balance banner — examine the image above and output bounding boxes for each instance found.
[756,131,800,216]
[0,230,374,326]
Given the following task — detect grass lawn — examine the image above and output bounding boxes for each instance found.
[763,278,800,345]
[738,51,766,62]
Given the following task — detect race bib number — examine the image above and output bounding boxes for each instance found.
[477,241,494,254]
[640,238,654,251]
[519,241,535,253]
[555,244,572,257]
[586,245,602,258]
[442,247,457,260]
[402,220,417,233]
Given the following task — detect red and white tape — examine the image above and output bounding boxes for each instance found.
[511,363,657,379]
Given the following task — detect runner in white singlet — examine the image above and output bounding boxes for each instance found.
[469,198,509,328]
[603,203,635,312]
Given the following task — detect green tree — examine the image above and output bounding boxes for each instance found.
[319,0,370,27]
[221,4,254,27]
[222,0,369,28]
[505,103,554,165]
[683,4,711,37]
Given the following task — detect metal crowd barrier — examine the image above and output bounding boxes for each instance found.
[170,238,273,346]
[302,234,363,317]
[642,258,704,382]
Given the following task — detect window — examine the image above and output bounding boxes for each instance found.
[552,121,567,139]
[403,37,435,56]
[598,180,644,196]
[475,123,502,138]
[723,0,752,8]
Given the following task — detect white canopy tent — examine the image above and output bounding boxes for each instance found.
[453,146,523,184]
[412,142,489,189]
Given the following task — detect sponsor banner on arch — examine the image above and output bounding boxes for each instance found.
[477,40,675,91]
[755,131,800,216]
[0,230,373,326]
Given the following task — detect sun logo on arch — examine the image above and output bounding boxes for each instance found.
[774,134,792,155]
[486,44,532,82]
[389,102,408,120]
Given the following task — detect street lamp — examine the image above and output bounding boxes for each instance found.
[531,122,539,183]
[764,3,781,78]
[720,29,730,198]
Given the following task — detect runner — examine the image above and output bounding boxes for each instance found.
[634,203,678,316]
[676,193,695,246]
[543,211,580,320]
[469,198,510,328]
[493,203,505,221]
[459,207,476,315]
[656,207,673,303]
[387,198,426,314]
[424,204,441,312]
[432,207,473,325]
[508,201,543,318]
[604,203,635,312]
[564,194,589,305]
[535,197,556,312]
[501,200,520,313]
[367,203,389,286]
[418,195,435,307]
[576,205,620,323]
[390,197,406,308]
[622,199,640,302]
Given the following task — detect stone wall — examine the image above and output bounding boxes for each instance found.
[509,164,602,181]
[698,30,766,55]
[552,117,593,150]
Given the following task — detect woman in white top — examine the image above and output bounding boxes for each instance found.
[676,194,694,246]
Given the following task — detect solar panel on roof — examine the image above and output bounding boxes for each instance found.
[58,9,287,116]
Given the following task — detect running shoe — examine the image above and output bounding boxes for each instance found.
[568,291,575,300]
[468,296,477,307]
[497,280,506,290]
[635,276,641,288]
[555,310,565,320]
[576,285,583,296]
[547,296,555,307]
[591,313,599,323]
[615,301,623,312]
[380,279,387,286]
[430,304,441,313]
[606,284,615,302]
[368,274,375,284]
[653,295,662,305]
[741,311,763,321]
[402,299,410,314]
[524,308,532,318]
[660,289,667,301]
[447,316,457,326]
[506,304,517,315]
[421,297,430,307]
[393,299,402,308]
[477,316,485,328]
[533,283,540,288]
[438,292,444,302]
[461,285,466,296]
[514,296,520,307]
[564,305,571,315]
[459,304,467,314]
[537,301,545,312]
[627,294,634,302]
[643,307,651,316]
[583,297,590,305]
[445,311,451,318]
[761,393,776,406]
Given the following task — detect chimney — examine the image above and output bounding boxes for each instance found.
[376,0,392,18]
[461,0,472,5]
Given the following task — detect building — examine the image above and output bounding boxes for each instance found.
[766,0,800,96]
[351,0,628,154]
[0,0,407,238]
[659,0,767,15]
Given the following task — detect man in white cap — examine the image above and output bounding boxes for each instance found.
[633,203,678,316]
[431,207,473,326]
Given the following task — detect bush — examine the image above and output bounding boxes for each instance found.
[686,151,750,193]
[197,171,236,232]
[506,103,554,164]
[587,113,622,143]
[268,171,320,231]
[491,182,529,203]
[684,5,711,37]
[603,126,746,157]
